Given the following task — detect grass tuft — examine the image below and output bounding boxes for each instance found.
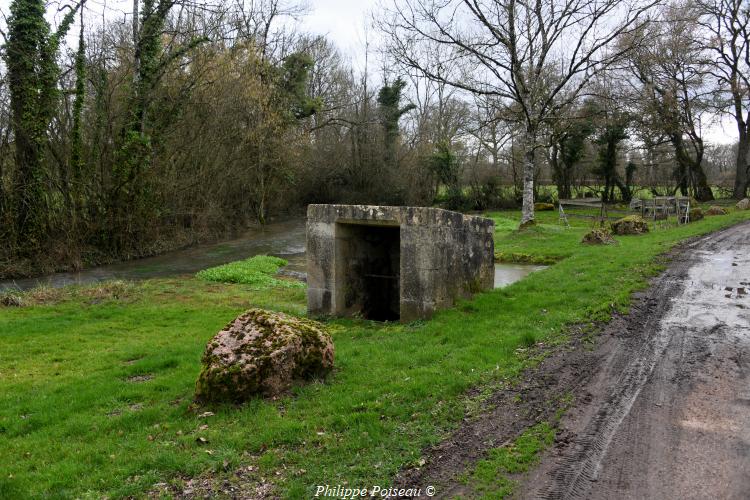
[196,255,304,289]
[1,280,140,307]
[521,331,537,348]
[467,422,555,499]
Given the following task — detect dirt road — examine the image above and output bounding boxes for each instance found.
[520,222,750,499]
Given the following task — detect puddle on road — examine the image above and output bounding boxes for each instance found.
[666,250,750,330]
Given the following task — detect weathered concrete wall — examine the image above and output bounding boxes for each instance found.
[307,205,494,321]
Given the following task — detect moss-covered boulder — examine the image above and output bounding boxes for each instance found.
[610,215,649,235]
[581,228,617,245]
[195,309,334,403]
[705,206,727,216]
[737,198,750,210]
[534,202,555,211]
[689,207,705,222]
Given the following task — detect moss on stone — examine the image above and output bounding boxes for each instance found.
[610,215,649,235]
[706,206,728,216]
[194,308,334,404]
[581,228,617,245]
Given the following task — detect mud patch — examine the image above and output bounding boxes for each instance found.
[126,374,154,383]
[391,322,618,497]
[517,220,750,499]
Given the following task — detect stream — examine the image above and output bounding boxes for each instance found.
[0,218,544,292]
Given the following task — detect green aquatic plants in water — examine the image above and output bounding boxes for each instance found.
[196,256,304,289]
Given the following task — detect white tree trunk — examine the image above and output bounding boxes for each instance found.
[520,129,536,226]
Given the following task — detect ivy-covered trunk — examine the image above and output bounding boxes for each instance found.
[4,0,78,253]
[734,128,750,199]
[70,13,86,235]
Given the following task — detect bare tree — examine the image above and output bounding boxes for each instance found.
[626,3,715,201]
[695,0,750,198]
[379,0,658,225]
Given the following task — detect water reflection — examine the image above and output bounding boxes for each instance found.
[494,263,547,288]
[0,219,307,291]
[1,220,547,292]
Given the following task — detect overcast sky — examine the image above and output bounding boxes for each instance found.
[0,0,379,54]
[0,0,739,144]
[304,0,378,55]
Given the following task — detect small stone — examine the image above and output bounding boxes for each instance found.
[736,198,750,210]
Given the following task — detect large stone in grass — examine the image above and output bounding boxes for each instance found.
[195,309,334,403]
[737,198,750,210]
[610,215,649,236]
[581,228,617,245]
[706,206,728,216]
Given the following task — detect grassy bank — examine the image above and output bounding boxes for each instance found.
[1,209,749,498]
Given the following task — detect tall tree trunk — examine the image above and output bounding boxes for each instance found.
[672,133,713,201]
[689,161,714,201]
[550,142,571,200]
[734,130,750,199]
[520,127,536,227]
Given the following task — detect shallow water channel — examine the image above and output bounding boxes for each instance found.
[0,218,544,292]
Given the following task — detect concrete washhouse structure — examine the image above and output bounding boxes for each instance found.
[306,205,495,322]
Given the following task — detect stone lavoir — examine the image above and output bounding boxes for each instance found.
[306,205,495,322]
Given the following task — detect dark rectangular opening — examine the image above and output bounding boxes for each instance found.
[336,223,400,321]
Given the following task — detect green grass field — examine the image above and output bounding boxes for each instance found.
[1,207,749,498]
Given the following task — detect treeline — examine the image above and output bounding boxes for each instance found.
[0,0,434,275]
[0,0,748,276]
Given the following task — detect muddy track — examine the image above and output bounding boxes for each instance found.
[522,221,750,499]
[395,221,750,499]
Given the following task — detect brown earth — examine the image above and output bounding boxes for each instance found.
[518,221,750,499]
[395,221,750,499]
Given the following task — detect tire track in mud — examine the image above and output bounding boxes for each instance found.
[538,274,686,499]
[526,222,750,500]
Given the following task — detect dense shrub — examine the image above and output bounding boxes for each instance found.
[444,186,473,212]
[689,208,705,222]
[469,178,517,211]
